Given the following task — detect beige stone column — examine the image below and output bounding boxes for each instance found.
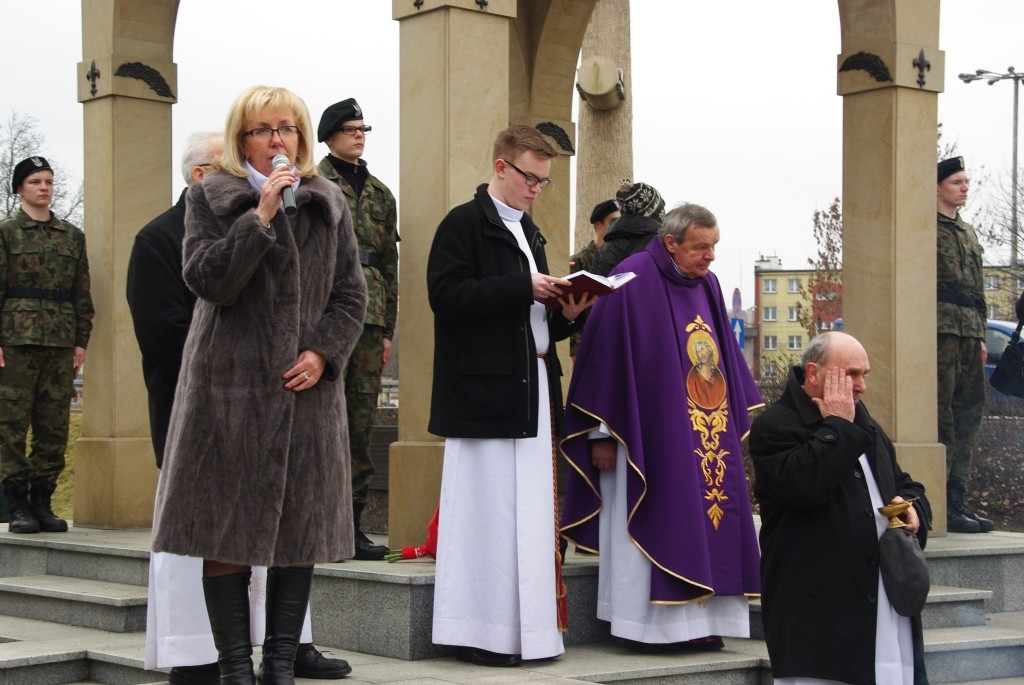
[574,0,633,249]
[389,0,516,546]
[837,0,947,532]
[73,1,178,528]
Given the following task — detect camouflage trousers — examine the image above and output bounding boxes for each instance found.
[0,345,75,486]
[937,333,985,483]
[345,325,384,506]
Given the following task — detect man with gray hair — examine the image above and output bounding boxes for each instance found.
[128,130,222,468]
[561,203,763,653]
[128,132,351,684]
[749,331,930,684]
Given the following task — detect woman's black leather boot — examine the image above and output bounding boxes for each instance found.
[258,566,314,685]
[202,571,255,684]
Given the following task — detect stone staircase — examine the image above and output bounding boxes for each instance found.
[0,526,1022,685]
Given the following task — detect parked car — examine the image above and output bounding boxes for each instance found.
[986,320,1020,375]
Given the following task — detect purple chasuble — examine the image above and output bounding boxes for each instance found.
[560,239,763,603]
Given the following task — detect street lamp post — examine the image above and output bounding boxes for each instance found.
[959,67,1022,304]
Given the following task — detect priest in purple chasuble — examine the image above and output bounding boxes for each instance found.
[560,203,763,650]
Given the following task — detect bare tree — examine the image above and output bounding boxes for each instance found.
[973,168,1021,262]
[796,197,843,340]
[0,110,84,226]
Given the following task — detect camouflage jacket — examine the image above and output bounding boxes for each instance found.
[318,158,399,339]
[570,240,599,275]
[937,211,985,339]
[0,208,93,349]
[568,241,599,356]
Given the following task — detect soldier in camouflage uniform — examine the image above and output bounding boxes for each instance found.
[569,199,619,357]
[0,157,93,534]
[317,99,398,559]
[936,156,993,534]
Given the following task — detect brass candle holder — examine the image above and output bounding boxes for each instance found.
[878,498,917,530]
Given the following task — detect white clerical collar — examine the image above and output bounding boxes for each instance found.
[489,194,524,223]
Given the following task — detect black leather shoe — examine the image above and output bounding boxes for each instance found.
[293,643,352,679]
[168,663,220,685]
[623,636,724,654]
[455,646,523,667]
[353,531,388,560]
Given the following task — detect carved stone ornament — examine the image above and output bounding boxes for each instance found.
[839,52,893,83]
[114,62,176,99]
[536,122,574,154]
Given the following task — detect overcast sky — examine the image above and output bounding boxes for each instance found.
[7,1,1024,306]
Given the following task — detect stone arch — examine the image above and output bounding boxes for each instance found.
[74,0,945,533]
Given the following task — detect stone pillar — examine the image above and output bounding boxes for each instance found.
[389,0,516,546]
[575,0,633,249]
[837,0,947,532]
[73,1,178,528]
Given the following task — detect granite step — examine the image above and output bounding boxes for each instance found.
[923,611,1024,683]
[0,575,148,633]
[0,528,151,588]
[6,613,1024,685]
[16,618,1024,683]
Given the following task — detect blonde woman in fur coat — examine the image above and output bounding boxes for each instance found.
[151,85,367,685]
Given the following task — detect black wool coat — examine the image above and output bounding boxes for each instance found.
[152,171,367,567]
[427,184,578,439]
[749,365,930,685]
[126,190,197,468]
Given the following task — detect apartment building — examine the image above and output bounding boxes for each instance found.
[751,255,1021,380]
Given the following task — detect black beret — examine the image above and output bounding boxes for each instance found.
[938,156,965,183]
[317,98,363,142]
[12,156,53,194]
[589,199,619,225]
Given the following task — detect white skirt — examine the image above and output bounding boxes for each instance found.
[596,444,750,643]
[431,358,565,660]
[144,553,313,669]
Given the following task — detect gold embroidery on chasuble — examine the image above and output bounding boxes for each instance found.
[684,316,731,530]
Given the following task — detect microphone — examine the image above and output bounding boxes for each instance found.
[271,154,297,216]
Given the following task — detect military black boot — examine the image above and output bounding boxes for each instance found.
[947,479,982,534]
[352,502,387,560]
[4,483,40,534]
[956,479,995,532]
[257,567,313,685]
[203,572,256,685]
[969,510,996,532]
[29,480,68,532]
[0,486,9,523]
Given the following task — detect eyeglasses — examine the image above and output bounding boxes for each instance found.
[243,125,300,140]
[502,159,551,188]
[337,125,372,136]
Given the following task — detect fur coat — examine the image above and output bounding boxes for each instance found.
[151,170,367,567]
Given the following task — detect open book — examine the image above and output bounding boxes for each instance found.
[539,270,637,308]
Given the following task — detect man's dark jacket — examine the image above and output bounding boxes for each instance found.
[749,365,930,685]
[427,184,578,439]
[126,190,197,467]
[591,213,660,276]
